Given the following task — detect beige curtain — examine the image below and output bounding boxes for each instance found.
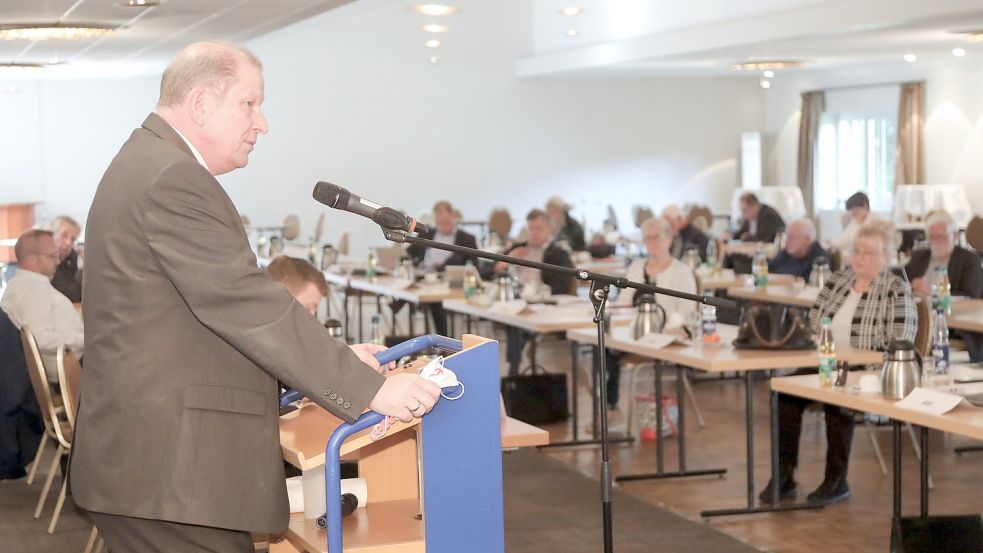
[896,82,925,185]
[797,91,825,216]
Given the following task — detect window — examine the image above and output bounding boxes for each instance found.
[814,110,896,213]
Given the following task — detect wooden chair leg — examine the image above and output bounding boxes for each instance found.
[48,477,68,534]
[34,444,64,519]
[866,420,889,475]
[681,371,706,427]
[94,536,105,553]
[83,526,99,553]
[26,434,49,485]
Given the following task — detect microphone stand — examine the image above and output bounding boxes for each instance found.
[381,228,735,553]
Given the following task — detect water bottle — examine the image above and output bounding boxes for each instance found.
[706,239,718,267]
[752,249,769,289]
[932,310,950,376]
[701,291,719,343]
[463,260,478,300]
[818,317,835,386]
[308,240,318,265]
[936,266,952,315]
[370,314,384,346]
[366,248,379,280]
[689,305,703,341]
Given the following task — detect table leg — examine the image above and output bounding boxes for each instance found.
[920,425,929,517]
[894,420,902,522]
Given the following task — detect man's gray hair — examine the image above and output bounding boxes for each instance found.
[925,210,957,236]
[790,218,816,242]
[158,41,262,108]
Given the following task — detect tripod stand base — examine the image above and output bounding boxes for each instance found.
[700,501,823,518]
[617,467,726,482]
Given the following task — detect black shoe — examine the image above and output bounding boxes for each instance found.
[806,478,851,505]
[758,474,797,503]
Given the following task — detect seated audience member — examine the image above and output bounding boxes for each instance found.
[605,217,697,408]
[546,195,587,252]
[661,204,710,261]
[905,210,983,361]
[406,200,477,337]
[491,209,574,374]
[266,256,328,315]
[732,192,785,243]
[768,218,828,281]
[830,191,874,252]
[49,215,83,303]
[0,229,84,382]
[762,220,916,505]
[487,207,513,249]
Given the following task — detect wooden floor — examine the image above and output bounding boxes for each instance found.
[499,328,983,553]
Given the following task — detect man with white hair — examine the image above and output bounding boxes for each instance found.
[768,218,828,281]
[71,41,439,551]
[905,210,982,299]
[661,203,710,260]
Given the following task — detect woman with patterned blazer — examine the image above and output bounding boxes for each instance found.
[760,220,916,506]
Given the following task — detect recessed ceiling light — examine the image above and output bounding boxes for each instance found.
[0,23,114,40]
[566,28,578,37]
[413,4,459,16]
[733,60,802,71]
[759,78,771,89]
[428,56,440,64]
[763,70,774,78]
[421,23,449,33]
[3,85,19,94]
[559,7,584,17]
[969,33,983,43]
[425,39,441,48]
[118,0,159,7]
[953,47,967,57]
[903,53,917,63]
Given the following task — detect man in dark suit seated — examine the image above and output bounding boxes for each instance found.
[768,218,827,281]
[662,203,710,261]
[904,210,983,360]
[406,200,477,336]
[546,195,586,252]
[490,209,574,374]
[49,215,83,303]
[732,191,785,243]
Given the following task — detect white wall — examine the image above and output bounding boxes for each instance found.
[2,0,764,254]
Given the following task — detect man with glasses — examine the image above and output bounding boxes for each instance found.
[49,215,84,303]
[0,229,84,382]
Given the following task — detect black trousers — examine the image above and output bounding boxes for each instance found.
[89,511,253,553]
[777,373,856,482]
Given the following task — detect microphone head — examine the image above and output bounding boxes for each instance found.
[313,181,348,208]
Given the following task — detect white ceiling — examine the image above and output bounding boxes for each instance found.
[0,0,353,74]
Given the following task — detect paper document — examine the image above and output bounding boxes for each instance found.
[635,333,689,349]
[895,387,965,415]
[490,300,528,315]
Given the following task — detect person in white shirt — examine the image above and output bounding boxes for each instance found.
[605,217,698,409]
[1,229,84,382]
[830,191,874,252]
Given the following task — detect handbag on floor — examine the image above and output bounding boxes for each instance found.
[733,302,815,350]
[500,367,568,424]
[635,393,679,441]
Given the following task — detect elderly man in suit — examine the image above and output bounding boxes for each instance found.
[732,191,785,243]
[70,42,440,552]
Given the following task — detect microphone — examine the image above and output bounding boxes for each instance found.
[313,182,430,236]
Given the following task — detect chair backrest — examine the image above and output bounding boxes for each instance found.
[337,231,350,256]
[488,208,513,242]
[914,299,931,356]
[57,346,83,429]
[966,215,983,253]
[20,327,59,434]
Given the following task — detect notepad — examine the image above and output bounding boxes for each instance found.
[895,387,965,415]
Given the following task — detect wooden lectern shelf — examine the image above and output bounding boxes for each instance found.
[281,499,425,553]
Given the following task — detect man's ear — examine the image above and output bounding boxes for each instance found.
[187,87,207,126]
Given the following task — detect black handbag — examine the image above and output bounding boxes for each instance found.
[892,515,983,553]
[733,302,816,350]
[500,367,569,425]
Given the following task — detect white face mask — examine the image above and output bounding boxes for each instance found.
[420,356,465,400]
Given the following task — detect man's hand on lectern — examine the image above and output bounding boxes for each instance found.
[369,373,440,423]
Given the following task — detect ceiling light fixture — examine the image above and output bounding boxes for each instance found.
[0,23,114,41]
[425,39,441,48]
[763,70,775,78]
[428,56,440,64]
[953,47,967,57]
[759,78,771,89]
[559,7,584,17]
[733,60,802,71]
[119,0,160,7]
[413,4,459,16]
[903,53,917,63]
[566,28,578,37]
[969,33,983,43]
[421,23,449,33]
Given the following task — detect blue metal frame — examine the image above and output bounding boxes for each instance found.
[320,334,463,553]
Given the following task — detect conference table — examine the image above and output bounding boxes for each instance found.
[726,282,820,308]
[566,324,882,517]
[948,298,983,333]
[772,371,983,543]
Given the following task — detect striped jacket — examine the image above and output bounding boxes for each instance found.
[809,268,917,351]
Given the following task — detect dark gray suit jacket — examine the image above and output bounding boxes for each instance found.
[904,245,983,298]
[70,113,385,533]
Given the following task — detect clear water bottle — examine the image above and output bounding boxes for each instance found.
[936,266,952,315]
[752,249,769,289]
[706,238,718,267]
[818,317,835,386]
[370,314,384,346]
[701,291,719,343]
[463,260,478,300]
[933,310,950,376]
[689,304,703,341]
[366,248,379,280]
